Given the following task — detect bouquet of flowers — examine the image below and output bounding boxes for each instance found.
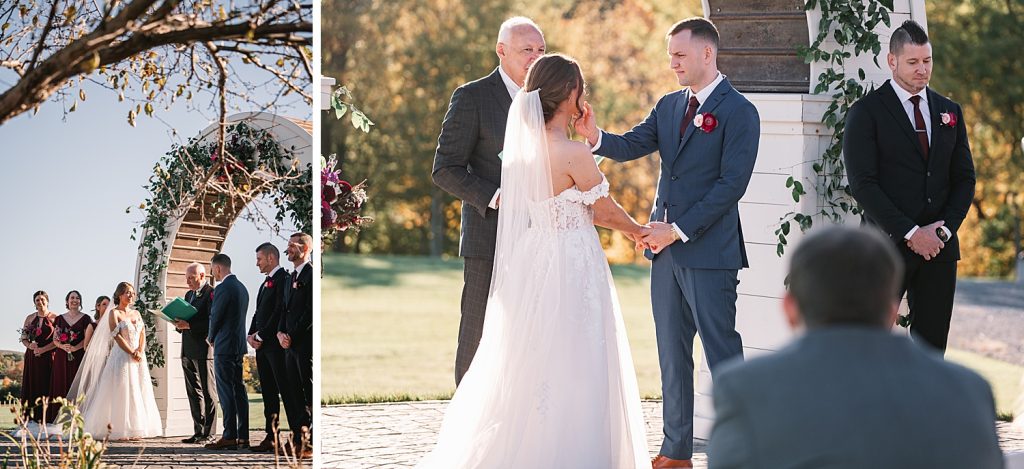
[55,327,82,361]
[321,155,371,247]
[17,326,43,345]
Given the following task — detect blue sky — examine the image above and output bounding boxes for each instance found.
[0,72,311,351]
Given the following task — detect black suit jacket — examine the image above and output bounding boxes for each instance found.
[249,267,289,352]
[208,274,249,356]
[179,284,213,360]
[279,264,313,351]
[844,80,975,261]
[432,67,512,259]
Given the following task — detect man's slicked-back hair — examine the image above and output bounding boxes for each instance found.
[786,226,904,328]
[667,17,720,51]
[256,242,280,259]
[211,253,232,269]
[890,19,930,55]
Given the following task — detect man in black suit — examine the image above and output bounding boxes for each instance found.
[844,20,975,352]
[174,262,219,444]
[277,232,313,459]
[205,253,251,450]
[432,16,545,385]
[248,243,293,452]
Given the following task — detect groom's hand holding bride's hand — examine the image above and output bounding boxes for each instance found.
[643,222,679,254]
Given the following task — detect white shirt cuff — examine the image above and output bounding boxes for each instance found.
[590,130,603,152]
[672,223,689,243]
[255,332,262,342]
[904,225,920,240]
[488,190,501,209]
[940,226,951,239]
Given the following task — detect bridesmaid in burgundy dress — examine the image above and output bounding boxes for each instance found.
[52,291,95,409]
[20,291,58,423]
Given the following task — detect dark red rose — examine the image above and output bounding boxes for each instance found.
[59,333,69,342]
[338,180,353,195]
[209,291,214,301]
[324,184,338,204]
[265,280,274,288]
[34,327,42,336]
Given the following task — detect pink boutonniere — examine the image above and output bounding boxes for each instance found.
[693,112,718,133]
[940,111,957,128]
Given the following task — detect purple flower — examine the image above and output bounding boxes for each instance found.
[322,205,338,226]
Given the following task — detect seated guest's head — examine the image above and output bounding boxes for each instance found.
[784,225,904,330]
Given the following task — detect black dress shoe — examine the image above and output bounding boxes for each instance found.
[181,435,203,444]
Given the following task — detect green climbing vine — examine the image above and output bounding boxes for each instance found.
[133,121,312,368]
[775,0,894,256]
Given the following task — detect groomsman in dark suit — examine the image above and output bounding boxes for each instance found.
[205,253,251,450]
[277,232,313,459]
[248,243,293,452]
[433,16,545,385]
[844,20,976,352]
[175,262,219,444]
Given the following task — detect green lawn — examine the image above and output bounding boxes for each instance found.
[323,254,1024,417]
[1,393,287,431]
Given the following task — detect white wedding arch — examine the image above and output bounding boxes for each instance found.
[133,111,312,436]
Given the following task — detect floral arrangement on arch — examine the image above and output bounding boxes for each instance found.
[322,155,371,243]
[322,85,374,248]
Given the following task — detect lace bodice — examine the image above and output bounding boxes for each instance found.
[530,177,610,232]
[115,319,142,347]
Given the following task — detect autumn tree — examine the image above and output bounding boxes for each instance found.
[0,0,313,132]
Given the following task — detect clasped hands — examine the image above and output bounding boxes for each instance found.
[628,222,678,254]
[906,220,945,260]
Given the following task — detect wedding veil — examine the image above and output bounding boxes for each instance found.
[66,302,115,407]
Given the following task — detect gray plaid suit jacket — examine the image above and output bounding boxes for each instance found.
[432,68,513,259]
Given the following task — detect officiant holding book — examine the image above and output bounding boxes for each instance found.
[174,262,219,444]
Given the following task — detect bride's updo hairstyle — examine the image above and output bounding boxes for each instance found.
[523,53,585,123]
[112,282,134,307]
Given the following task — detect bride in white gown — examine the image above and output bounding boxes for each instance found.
[68,281,163,439]
[417,53,650,468]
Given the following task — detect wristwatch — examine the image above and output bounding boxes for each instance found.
[935,227,950,242]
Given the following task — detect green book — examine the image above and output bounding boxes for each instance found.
[160,297,198,323]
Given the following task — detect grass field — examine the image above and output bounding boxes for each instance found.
[323,254,1024,417]
[0,394,286,431]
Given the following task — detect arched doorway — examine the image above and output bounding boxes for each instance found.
[133,111,312,435]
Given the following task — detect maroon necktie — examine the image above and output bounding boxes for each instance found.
[681,95,699,138]
[909,95,929,158]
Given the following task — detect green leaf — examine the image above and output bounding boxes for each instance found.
[786,176,794,188]
[335,103,348,120]
[782,221,791,236]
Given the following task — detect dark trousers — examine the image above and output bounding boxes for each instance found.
[214,354,248,441]
[902,256,958,352]
[255,347,291,435]
[181,356,218,437]
[283,341,313,447]
[455,257,493,385]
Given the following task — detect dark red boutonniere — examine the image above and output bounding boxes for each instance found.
[265,280,274,289]
[694,112,718,133]
[209,291,214,301]
[939,111,957,128]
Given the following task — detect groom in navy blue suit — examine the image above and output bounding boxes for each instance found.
[577,17,759,468]
[205,253,250,450]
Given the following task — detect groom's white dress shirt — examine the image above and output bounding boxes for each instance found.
[591,72,726,243]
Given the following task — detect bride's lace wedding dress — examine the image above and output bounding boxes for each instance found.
[417,89,648,468]
[70,310,163,439]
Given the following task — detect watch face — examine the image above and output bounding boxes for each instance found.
[936,228,949,242]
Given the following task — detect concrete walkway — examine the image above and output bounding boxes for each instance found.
[320,400,1024,468]
[0,431,312,468]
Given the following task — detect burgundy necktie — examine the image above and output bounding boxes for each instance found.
[681,95,699,137]
[909,95,929,158]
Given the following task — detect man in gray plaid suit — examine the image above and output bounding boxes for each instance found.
[432,16,545,385]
